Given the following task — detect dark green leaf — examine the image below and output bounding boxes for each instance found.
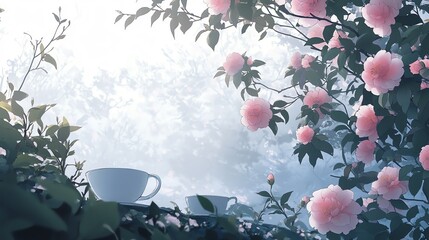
[280,191,292,206]
[43,54,57,69]
[12,91,28,101]
[39,179,82,214]
[396,14,422,26]
[237,2,253,20]
[323,24,336,43]
[406,206,419,221]
[252,60,265,67]
[305,37,325,46]
[389,223,412,240]
[409,172,423,196]
[397,86,411,113]
[0,183,67,231]
[207,30,219,51]
[330,110,348,124]
[256,191,271,198]
[196,195,215,213]
[13,154,41,168]
[79,201,120,239]
[268,118,278,135]
[390,199,408,210]
[423,179,429,201]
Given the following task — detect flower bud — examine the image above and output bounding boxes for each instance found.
[267,173,275,186]
[301,196,310,206]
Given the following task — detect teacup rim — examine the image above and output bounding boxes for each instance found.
[86,167,148,175]
[185,194,232,199]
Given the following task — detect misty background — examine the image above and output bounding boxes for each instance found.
[0,1,342,224]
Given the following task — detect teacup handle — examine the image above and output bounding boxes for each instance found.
[228,196,238,204]
[138,174,161,200]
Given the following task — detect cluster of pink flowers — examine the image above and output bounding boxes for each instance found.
[362,0,402,36]
[204,0,231,15]
[409,58,429,89]
[355,140,376,165]
[362,50,404,95]
[290,0,327,27]
[355,104,381,141]
[307,185,362,234]
[296,125,314,145]
[240,97,273,131]
[370,166,408,200]
[223,52,245,76]
[303,87,331,117]
[419,145,429,171]
[288,52,316,70]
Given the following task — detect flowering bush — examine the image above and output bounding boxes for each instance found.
[117,0,429,238]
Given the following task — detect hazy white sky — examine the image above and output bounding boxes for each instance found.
[0,0,342,224]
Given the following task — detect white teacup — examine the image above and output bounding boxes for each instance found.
[185,195,237,215]
[86,168,161,203]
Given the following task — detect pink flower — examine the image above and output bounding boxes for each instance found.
[328,31,348,49]
[307,185,362,234]
[296,126,315,145]
[267,173,275,185]
[204,0,230,15]
[303,87,331,116]
[362,198,374,209]
[362,0,402,36]
[223,52,245,76]
[421,81,429,90]
[362,50,404,95]
[410,60,424,75]
[302,54,316,68]
[240,98,273,131]
[376,196,396,213]
[355,104,381,141]
[290,0,327,27]
[164,214,181,228]
[419,145,429,171]
[247,56,253,66]
[289,52,302,70]
[370,166,408,200]
[307,21,330,49]
[355,140,376,165]
[0,147,6,156]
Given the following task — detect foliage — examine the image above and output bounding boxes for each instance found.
[117,0,429,238]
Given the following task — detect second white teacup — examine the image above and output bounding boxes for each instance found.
[86,167,161,203]
[185,195,237,215]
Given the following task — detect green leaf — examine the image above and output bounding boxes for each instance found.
[280,110,289,124]
[151,10,162,26]
[0,119,22,149]
[38,179,82,214]
[136,7,150,17]
[114,14,123,24]
[28,106,46,123]
[237,2,253,20]
[256,191,271,198]
[13,154,41,168]
[390,199,408,210]
[57,126,70,142]
[364,208,386,221]
[207,30,219,51]
[406,206,419,221]
[12,91,28,101]
[124,15,135,29]
[43,54,57,69]
[423,179,429,201]
[246,87,258,97]
[397,86,411,113]
[305,37,325,46]
[233,73,242,88]
[396,14,422,26]
[280,191,292,206]
[196,195,215,213]
[268,118,278,135]
[409,172,423,196]
[170,17,179,38]
[323,24,335,42]
[79,201,120,240]
[389,223,412,240]
[252,60,265,67]
[330,110,349,124]
[0,183,67,231]
[180,0,187,8]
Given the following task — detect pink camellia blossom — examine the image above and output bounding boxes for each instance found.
[289,52,303,70]
[290,0,327,27]
[267,173,275,185]
[362,50,404,95]
[410,60,425,75]
[377,196,397,213]
[303,87,331,116]
[370,166,408,200]
[419,145,429,171]
[296,126,315,145]
[355,104,381,141]
[240,98,273,131]
[204,0,230,15]
[355,140,376,165]
[362,198,374,209]
[247,56,253,66]
[307,185,362,234]
[421,81,429,90]
[307,21,330,49]
[302,54,316,68]
[223,52,245,76]
[328,31,348,49]
[362,0,402,36]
